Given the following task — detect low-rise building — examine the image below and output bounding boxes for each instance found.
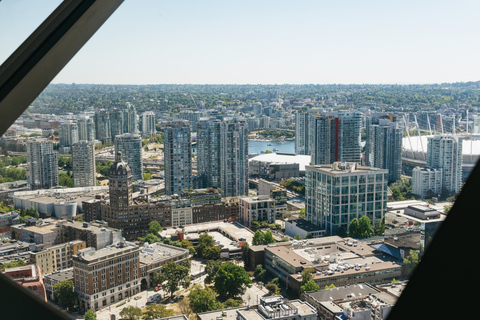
[30,240,86,274]
[239,195,284,226]
[43,267,74,302]
[285,219,325,239]
[11,218,64,248]
[60,220,122,250]
[73,239,141,311]
[3,264,47,301]
[236,295,317,320]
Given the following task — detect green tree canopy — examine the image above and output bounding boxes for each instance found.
[403,250,420,270]
[53,280,77,307]
[203,246,221,260]
[189,285,222,313]
[301,280,320,292]
[214,262,252,299]
[196,233,215,258]
[205,260,223,285]
[161,261,190,298]
[142,305,174,320]
[84,309,97,320]
[252,230,265,245]
[254,264,266,282]
[241,242,250,268]
[147,221,162,235]
[294,233,303,240]
[120,306,142,320]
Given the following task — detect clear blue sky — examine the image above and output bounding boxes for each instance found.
[1,0,479,85]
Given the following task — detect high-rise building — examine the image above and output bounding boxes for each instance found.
[26,139,59,190]
[110,108,124,140]
[123,103,137,134]
[426,135,463,194]
[220,119,248,197]
[196,119,221,188]
[365,113,403,183]
[141,111,156,136]
[77,117,95,142]
[310,112,362,165]
[114,133,143,182]
[412,167,443,198]
[94,110,111,143]
[72,141,96,187]
[59,121,79,147]
[473,115,480,134]
[305,162,388,235]
[164,120,192,195]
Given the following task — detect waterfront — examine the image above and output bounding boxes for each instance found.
[248,139,295,155]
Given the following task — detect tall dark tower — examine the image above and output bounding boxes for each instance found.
[108,151,133,209]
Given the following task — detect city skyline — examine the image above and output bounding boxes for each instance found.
[1,0,479,85]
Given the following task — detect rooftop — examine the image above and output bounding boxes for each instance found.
[306,162,388,175]
[303,283,379,302]
[44,267,74,282]
[73,240,139,263]
[249,153,311,171]
[139,242,188,266]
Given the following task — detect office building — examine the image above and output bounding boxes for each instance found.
[123,102,137,134]
[72,141,96,187]
[114,133,143,182]
[26,139,59,190]
[311,112,362,165]
[73,240,141,311]
[94,110,111,143]
[365,113,402,183]
[43,268,74,302]
[236,296,317,320]
[412,167,442,198]
[426,135,463,195]
[59,121,79,147]
[305,162,388,235]
[110,108,124,139]
[60,220,122,250]
[77,116,96,142]
[29,240,86,274]
[164,120,192,195]
[220,119,248,197]
[196,119,221,188]
[141,111,156,136]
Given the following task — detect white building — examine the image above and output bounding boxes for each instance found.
[26,139,59,190]
[141,111,156,136]
[412,167,442,198]
[59,121,79,147]
[171,207,192,227]
[72,141,96,187]
[239,195,280,226]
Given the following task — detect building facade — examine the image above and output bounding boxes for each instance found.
[59,121,79,147]
[26,139,59,190]
[77,116,96,142]
[220,119,248,197]
[365,113,402,183]
[164,120,192,195]
[196,119,221,189]
[123,103,137,134]
[73,240,141,311]
[72,141,96,187]
[305,162,388,235]
[311,112,362,166]
[114,133,143,182]
[30,240,86,274]
[412,167,443,198]
[239,195,279,226]
[141,111,156,136]
[426,135,463,194]
[94,110,111,143]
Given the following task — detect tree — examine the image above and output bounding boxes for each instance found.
[254,264,266,282]
[223,298,243,308]
[263,230,276,244]
[143,173,152,180]
[161,261,190,298]
[348,218,359,237]
[203,246,221,260]
[324,284,336,289]
[265,282,279,293]
[241,242,250,268]
[444,205,451,214]
[189,285,222,313]
[214,262,252,299]
[196,233,215,258]
[300,267,314,285]
[147,221,162,235]
[84,310,97,320]
[301,280,320,292]
[294,233,302,240]
[205,260,223,285]
[305,232,312,239]
[53,280,77,307]
[252,230,265,245]
[376,216,385,235]
[358,215,374,238]
[181,239,193,249]
[142,305,174,320]
[120,306,142,320]
[403,250,420,270]
[152,271,166,288]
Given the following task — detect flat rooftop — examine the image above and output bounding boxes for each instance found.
[304,283,379,302]
[160,221,254,244]
[74,241,139,263]
[249,153,311,171]
[139,242,188,266]
[44,267,74,282]
[306,162,388,175]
